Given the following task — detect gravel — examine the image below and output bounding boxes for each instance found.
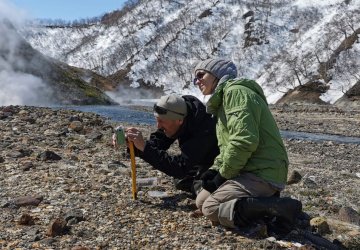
[0,105,359,249]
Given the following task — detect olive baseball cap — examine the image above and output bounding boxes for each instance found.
[153,95,187,120]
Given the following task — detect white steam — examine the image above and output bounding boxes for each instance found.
[0,0,52,106]
[0,0,27,26]
[0,71,52,106]
[106,85,162,106]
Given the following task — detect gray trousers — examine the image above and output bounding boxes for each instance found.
[195,172,277,228]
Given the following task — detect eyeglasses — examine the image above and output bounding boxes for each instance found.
[193,71,206,85]
[153,104,185,116]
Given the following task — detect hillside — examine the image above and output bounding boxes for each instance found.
[0,20,115,106]
[20,0,360,106]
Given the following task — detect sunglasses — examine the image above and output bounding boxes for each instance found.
[153,104,185,116]
[193,71,206,85]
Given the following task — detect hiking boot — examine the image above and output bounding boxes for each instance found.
[234,197,302,227]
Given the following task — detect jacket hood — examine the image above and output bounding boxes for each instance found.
[206,78,268,115]
[182,95,207,123]
[232,78,268,105]
[176,95,212,137]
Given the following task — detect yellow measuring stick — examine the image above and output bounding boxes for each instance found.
[128,141,137,200]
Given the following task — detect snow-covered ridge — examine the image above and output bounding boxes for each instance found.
[20,0,360,104]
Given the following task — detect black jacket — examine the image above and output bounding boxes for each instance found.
[138,95,219,179]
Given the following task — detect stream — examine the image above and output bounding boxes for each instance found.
[52,105,360,145]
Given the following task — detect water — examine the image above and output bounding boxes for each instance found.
[53,105,360,145]
[53,105,156,125]
[280,130,360,144]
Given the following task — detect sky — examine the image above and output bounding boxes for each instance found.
[9,0,127,21]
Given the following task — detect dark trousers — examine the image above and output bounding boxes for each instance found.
[173,165,209,197]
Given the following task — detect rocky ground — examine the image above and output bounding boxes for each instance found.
[0,104,359,250]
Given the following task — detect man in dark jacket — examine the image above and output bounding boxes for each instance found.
[122,94,219,196]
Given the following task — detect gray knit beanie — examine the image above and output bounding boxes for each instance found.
[194,58,237,79]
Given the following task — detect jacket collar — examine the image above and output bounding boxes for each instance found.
[206,75,232,115]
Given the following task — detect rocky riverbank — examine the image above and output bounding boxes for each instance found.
[0,105,359,249]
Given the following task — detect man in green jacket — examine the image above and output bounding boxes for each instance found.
[194,58,302,229]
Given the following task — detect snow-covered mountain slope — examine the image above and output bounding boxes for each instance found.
[21,0,360,104]
[0,20,115,105]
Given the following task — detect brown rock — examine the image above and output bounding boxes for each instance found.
[69,121,84,132]
[18,213,35,225]
[13,195,43,207]
[46,218,69,237]
[287,170,302,185]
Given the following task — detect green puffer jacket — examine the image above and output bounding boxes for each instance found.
[206,78,289,185]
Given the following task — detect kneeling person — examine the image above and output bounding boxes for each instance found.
[116,94,219,197]
[193,58,302,229]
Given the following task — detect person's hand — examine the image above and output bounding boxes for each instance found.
[125,127,145,152]
[112,133,118,149]
[200,169,218,182]
[202,173,227,193]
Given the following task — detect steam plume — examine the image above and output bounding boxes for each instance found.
[0,0,52,106]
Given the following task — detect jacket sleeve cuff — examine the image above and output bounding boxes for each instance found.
[218,163,240,179]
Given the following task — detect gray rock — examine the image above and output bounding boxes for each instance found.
[25,228,40,236]
[21,161,34,171]
[301,177,318,188]
[37,150,61,161]
[6,150,25,158]
[69,115,83,122]
[338,206,360,226]
[88,132,103,141]
[64,209,85,223]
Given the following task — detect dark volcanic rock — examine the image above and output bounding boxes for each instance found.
[287,170,302,185]
[37,150,62,161]
[46,218,69,237]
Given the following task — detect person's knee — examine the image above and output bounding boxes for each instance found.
[202,198,220,221]
[195,196,203,210]
[201,202,213,218]
[195,189,210,210]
